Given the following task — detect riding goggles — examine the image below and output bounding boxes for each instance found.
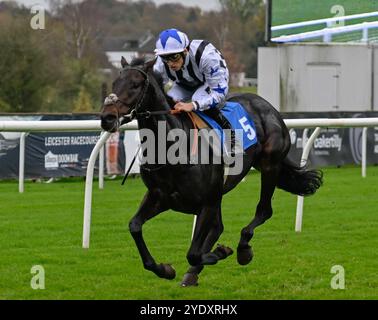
[160,53,182,63]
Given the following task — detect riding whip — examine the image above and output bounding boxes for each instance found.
[121,144,141,185]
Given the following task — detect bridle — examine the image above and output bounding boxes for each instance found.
[103,66,180,128]
[103,65,199,183]
[104,66,150,124]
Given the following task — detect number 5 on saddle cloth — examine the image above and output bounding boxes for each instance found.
[195,101,258,156]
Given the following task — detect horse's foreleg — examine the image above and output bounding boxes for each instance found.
[129,190,175,280]
[237,164,279,265]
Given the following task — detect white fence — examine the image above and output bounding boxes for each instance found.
[271,11,378,43]
[1,118,378,248]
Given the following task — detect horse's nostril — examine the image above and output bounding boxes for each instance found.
[101,114,117,123]
[100,113,119,132]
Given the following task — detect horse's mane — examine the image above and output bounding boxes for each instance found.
[130,56,175,108]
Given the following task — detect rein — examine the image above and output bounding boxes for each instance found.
[125,108,182,121]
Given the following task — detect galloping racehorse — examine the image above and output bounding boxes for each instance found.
[100,57,322,286]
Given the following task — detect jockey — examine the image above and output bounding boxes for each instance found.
[153,28,235,156]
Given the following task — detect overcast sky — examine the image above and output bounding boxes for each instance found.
[5,0,221,11]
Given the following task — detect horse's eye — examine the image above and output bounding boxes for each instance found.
[132,82,140,89]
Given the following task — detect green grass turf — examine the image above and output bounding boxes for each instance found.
[0,166,377,299]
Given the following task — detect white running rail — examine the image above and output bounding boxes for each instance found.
[271,11,378,43]
[272,11,378,31]
[272,21,378,43]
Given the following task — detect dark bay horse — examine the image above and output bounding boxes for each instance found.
[100,56,323,286]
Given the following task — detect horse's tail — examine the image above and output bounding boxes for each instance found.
[277,156,323,196]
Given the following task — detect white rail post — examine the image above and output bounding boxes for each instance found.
[361,127,367,178]
[323,25,332,42]
[83,131,111,249]
[295,127,321,232]
[99,133,105,189]
[362,23,368,42]
[81,120,138,248]
[302,128,309,148]
[18,132,27,193]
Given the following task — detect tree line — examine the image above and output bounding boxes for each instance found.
[0,0,265,113]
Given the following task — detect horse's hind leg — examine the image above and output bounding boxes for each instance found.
[129,190,175,280]
[237,161,280,265]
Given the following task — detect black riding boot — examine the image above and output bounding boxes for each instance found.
[203,108,235,159]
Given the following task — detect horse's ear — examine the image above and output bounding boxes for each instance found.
[121,56,128,68]
[143,57,157,73]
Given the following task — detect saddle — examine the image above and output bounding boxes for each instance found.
[188,112,208,130]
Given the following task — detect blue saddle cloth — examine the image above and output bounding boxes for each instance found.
[195,101,258,151]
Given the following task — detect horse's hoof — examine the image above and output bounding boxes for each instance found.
[157,263,176,280]
[201,252,219,265]
[237,245,253,265]
[213,244,234,260]
[181,273,199,287]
